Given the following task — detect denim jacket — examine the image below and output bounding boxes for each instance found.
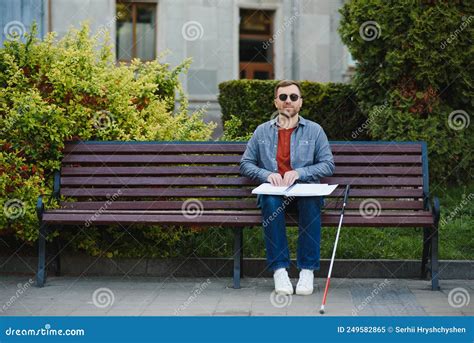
[240,115,335,184]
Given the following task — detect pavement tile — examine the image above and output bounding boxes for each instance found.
[0,275,471,316]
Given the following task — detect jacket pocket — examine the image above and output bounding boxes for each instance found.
[294,139,316,164]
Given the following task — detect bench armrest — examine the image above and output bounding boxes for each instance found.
[36,195,44,221]
[52,170,61,200]
[37,170,61,220]
[431,196,440,225]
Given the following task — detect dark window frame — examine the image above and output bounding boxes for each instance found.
[116,0,157,62]
[239,9,275,80]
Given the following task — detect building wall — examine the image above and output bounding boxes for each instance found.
[50,0,116,44]
[1,0,47,45]
[42,0,352,138]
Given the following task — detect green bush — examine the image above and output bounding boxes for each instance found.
[338,0,473,184]
[218,80,367,141]
[0,23,216,257]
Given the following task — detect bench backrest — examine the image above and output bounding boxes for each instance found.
[59,141,429,212]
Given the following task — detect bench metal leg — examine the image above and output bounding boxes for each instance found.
[430,224,440,290]
[233,228,242,289]
[53,230,62,276]
[240,228,244,278]
[421,227,430,279]
[36,223,48,287]
[430,196,440,291]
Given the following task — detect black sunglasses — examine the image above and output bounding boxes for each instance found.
[277,93,301,102]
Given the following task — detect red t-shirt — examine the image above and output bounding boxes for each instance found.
[277,127,295,176]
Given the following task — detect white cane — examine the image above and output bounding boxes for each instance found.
[320,184,350,314]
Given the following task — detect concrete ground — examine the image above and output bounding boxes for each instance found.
[0,276,472,316]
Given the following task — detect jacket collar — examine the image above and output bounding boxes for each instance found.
[270,114,307,128]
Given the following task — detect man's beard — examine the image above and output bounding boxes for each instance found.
[279,108,298,118]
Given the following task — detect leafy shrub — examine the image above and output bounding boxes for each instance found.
[0,23,216,257]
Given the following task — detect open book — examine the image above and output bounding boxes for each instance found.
[252,183,338,197]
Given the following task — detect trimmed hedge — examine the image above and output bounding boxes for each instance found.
[218,80,368,141]
[338,0,473,184]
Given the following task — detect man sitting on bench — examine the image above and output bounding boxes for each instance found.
[240,80,335,296]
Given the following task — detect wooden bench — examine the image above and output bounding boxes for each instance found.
[36,141,440,290]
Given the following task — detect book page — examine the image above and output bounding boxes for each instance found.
[251,183,289,196]
[285,184,338,197]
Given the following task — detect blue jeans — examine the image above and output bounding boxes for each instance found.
[260,195,323,271]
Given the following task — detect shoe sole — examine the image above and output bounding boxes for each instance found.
[275,290,293,295]
[295,289,313,295]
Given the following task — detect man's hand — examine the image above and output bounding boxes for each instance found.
[267,173,284,186]
[283,170,299,186]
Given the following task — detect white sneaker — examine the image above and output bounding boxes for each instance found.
[273,268,293,295]
[296,269,314,295]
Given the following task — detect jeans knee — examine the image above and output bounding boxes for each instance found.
[298,196,323,210]
[261,195,284,211]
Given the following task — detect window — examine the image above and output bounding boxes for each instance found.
[116,1,156,61]
[239,9,274,80]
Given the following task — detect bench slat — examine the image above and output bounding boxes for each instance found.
[60,187,424,198]
[42,212,434,227]
[47,209,433,217]
[331,145,422,154]
[61,176,259,186]
[321,177,422,186]
[64,143,247,154]
[61,165,423,176]
[59,199,425,211]
[63,142,422,154]
[62,154,241,164]
[60,176,422,187]
[62,154,422,164]
[61,166,242,175]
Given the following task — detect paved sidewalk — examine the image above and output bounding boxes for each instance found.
[0,276,472,316]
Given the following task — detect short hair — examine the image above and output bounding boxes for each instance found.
[274,80,302,98]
